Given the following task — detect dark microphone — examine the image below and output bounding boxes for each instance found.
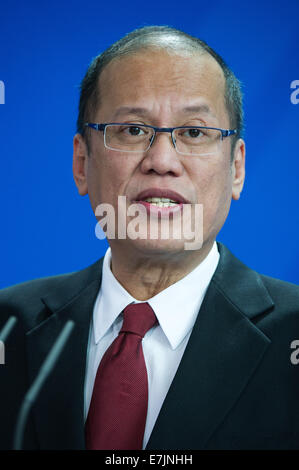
[13,319,75,450]
[0,316,17,343]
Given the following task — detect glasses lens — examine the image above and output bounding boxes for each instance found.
[104,124,154,152]
[174,127,222,156]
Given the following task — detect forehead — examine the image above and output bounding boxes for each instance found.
[97,49,227,122]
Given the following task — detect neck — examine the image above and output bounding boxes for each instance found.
[108,240,215,301]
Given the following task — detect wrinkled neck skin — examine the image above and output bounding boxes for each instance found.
[108,238,214,301]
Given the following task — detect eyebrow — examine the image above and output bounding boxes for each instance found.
[111,104,216,120]
[181,105,216,118]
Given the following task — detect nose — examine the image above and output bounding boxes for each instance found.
[140,131,184,177]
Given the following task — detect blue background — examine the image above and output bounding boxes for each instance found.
[0,0,298,288]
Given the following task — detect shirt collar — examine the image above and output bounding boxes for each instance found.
[93,242,219,350]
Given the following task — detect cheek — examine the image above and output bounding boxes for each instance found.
[192,159,233,223]
[87,152,136,205]
[193,159,230,197]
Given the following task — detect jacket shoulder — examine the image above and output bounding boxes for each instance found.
[215,242,299,322]
[0,258,103,331]
[259,273,299,313]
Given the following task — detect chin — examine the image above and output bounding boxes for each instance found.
[127,237,190,257]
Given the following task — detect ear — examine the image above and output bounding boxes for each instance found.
[231,138,246,201]
[73,133,89,196]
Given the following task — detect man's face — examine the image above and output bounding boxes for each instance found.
[73,49,245,258]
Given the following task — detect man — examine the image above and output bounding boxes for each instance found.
[1,26,299,450]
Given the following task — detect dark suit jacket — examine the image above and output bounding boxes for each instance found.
[1,242,299,450]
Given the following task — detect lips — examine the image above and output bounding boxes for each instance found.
[130,188,189,217]
[134,188,189,204]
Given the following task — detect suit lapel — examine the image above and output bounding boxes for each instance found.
[26,262,102,450]
[146,243,274,449]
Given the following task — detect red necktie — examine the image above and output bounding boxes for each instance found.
[85,302,158,450]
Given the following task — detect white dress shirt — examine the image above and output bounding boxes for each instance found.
[84,242,220,449]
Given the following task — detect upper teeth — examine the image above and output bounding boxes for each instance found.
[143,197,178,203]
[143,197,179,207]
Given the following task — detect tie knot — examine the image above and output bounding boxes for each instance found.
[120,302,158,338]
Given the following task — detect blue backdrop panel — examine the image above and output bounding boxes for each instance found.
[0,0,298,288]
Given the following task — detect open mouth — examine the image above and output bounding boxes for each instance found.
[131,188,188,215]
[141,197,180,208]
[133,188,188,206]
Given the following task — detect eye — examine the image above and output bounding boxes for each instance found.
[184,128,203,138]
[124,126,146,136]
